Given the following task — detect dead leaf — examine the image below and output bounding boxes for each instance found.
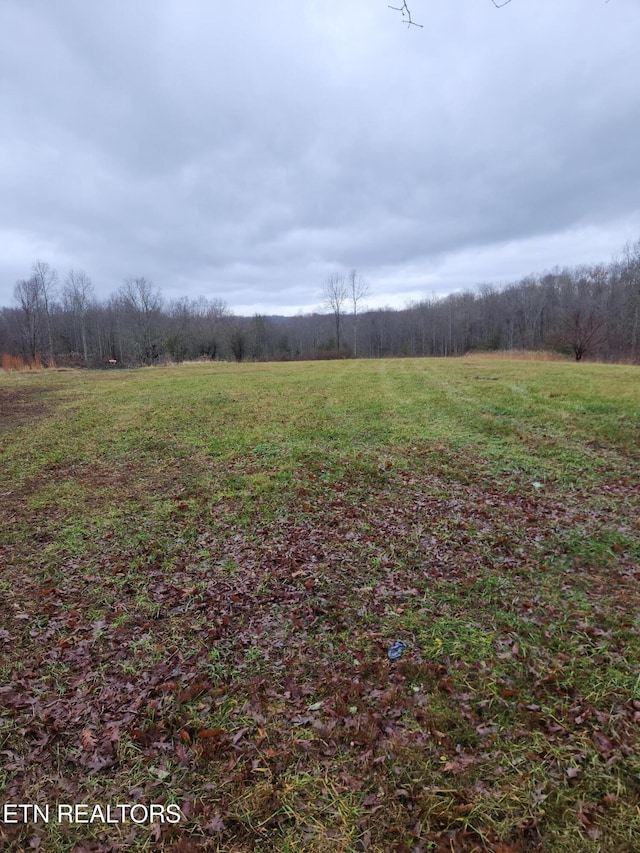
[443,753,478,774]
[593,730,615,759]
[81,728,97,751]
[204,813,226,833]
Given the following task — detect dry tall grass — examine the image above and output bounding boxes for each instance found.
[1,353,43,371]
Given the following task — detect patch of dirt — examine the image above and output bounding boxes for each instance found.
[0,386,51,432]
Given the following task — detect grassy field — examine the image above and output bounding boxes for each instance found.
[1,357,639,852]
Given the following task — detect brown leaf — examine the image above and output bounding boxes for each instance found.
[475,723,498,738]
[86,754,116,773]
[178,682,208,702]
[81,728,97,751]
[175,743,191,766]
[197,728,227,740]
[443,753,478,774]
[355,829,371,850]
[204,813,226,833]
[593,730,615,758]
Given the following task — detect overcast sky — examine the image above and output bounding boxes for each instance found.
[1,0,639,316]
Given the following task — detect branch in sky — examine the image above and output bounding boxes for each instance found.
[390,0,513,28]
[388,3,423,28]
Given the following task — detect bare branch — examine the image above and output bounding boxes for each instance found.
[391,0,609,29]
[388,3,424,28]
[390,0,518,28]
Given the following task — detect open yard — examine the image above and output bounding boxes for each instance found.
[1,357,639,852]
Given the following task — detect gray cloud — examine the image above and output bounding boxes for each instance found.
[1,0,639,315]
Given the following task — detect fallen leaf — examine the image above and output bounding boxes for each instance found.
[205,813,226,833]
[443,753,478,774]
[81,728,97,751]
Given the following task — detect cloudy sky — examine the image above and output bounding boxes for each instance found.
[1,0,639,315]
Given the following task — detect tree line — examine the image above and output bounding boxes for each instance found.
[1,238,639,368]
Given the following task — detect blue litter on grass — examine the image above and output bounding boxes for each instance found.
[387,640,407,661]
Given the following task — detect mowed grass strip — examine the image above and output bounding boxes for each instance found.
[0,357,639,852]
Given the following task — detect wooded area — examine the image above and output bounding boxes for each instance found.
[1,238,639,368]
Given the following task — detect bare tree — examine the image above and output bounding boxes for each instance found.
[230,325,246,362]
[559,308,607,361]
[554,267,608,361]
[348,269,369,357]
[63,269,94,365]
[165,297,193,363]
[619,239,640,360]
[32,260,58,366]
[322,273,349,353]
[193,296,231,360]
[119,277,163,365]
[14,277,43,361]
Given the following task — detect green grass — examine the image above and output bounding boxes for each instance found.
[1,357,639,852]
